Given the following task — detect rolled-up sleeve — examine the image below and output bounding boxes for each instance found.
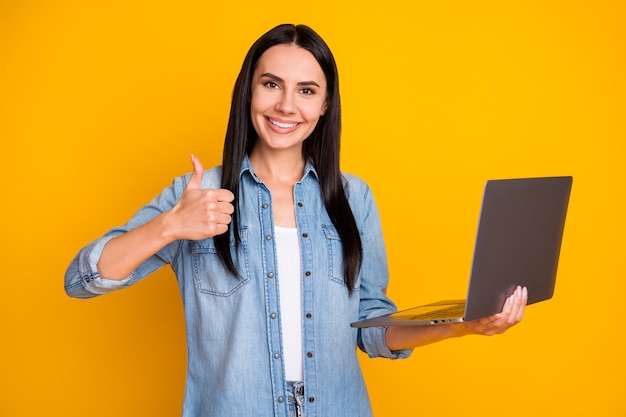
[64,234,132,298]
[358,326,412,359]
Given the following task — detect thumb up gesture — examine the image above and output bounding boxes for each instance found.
[168,155,235,241]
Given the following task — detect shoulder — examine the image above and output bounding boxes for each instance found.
[341,172,378,219]
[202,165,223,188]
[341,172,382,233]
[341,171,372,201]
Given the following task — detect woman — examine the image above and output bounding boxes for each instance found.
[65,24,527,417]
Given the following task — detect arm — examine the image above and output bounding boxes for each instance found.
[348,177,412,359]
[385,286,528,351]
[97,155,234,280]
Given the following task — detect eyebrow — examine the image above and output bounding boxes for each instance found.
[259,72,321,88]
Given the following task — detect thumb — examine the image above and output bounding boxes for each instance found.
[187,154,204,190]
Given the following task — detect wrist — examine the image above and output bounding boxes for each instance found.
[154,210,180,243]
[452,322,473,338]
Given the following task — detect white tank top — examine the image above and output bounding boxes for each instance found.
[274,225,304,381]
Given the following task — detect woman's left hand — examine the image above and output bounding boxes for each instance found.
[463,286,528,336]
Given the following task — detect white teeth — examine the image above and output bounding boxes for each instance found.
[269,119,298,129]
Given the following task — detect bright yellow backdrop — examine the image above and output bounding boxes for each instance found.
[1,1,624,416]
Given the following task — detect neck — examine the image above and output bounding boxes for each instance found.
[249,145,306,184]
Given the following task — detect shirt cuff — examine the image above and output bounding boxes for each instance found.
[81,234,132,294]
[360,326,413,359]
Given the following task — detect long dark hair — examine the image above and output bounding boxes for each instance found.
[215,24,362,295]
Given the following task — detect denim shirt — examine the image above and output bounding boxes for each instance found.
[65,157,411,417]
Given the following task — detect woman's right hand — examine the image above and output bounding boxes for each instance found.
[165,155,235,241]
[97,155,234,280]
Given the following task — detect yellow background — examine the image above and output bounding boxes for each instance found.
[1,1,624,416]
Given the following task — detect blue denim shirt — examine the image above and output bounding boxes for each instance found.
[65,156,411,417]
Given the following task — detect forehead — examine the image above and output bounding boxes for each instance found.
[254,44,326,83]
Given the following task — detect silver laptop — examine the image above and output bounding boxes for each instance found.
[351,176,572,328]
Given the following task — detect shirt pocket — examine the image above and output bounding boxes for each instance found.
[321,223,361,290]
[191,227,250,297]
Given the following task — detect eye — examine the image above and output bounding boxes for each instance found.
[299,88,315,95]
[263,81,280,89]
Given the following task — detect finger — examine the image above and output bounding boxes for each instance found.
[494,287,525,331]
[210,204,234,222]
[216,201,235,216]
[497,289,518,326]
[511,286,525,316]
[187,154,204,190]
[512,286,528,322]
[212,223,229,236]
[500,292,514,315]
[213,188,235,203]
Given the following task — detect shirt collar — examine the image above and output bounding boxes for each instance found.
[239,154,320,183]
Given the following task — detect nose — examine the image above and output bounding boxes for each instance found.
[275,91,296,115]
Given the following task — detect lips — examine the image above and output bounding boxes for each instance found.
[268,118,299,129]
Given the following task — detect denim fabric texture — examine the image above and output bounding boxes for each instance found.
[65,156,412,417]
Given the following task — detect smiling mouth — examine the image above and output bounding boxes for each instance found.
[268,118,299,129]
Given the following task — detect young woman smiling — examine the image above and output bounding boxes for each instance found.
[65,24,527,417]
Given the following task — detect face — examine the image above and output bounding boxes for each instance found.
[250,44,328,154]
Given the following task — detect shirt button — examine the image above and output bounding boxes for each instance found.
[270,313,277,319]
[297,202,303,207]
[307,352,313,358]
[305,271,311,277]
[262,203,269,209]
[302,233,308,238]
[266,234,272,240]
[274,353,280,359]
[267,272,274,278]
[308,397,315,403]
[278,397,284,403]
[306,313,312,319]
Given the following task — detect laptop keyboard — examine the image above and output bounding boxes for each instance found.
[406,304,465,320]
